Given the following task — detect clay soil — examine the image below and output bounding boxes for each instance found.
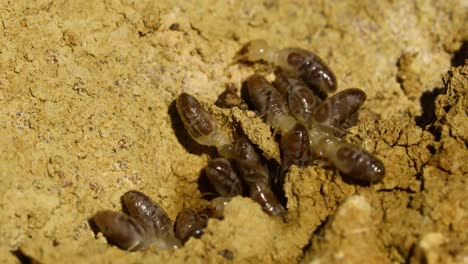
[1,1,467,263]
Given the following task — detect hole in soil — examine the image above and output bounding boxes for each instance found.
[11,250,37,264]
[87,218,100,236]
[197,168,219,200]
[426,145,436,154]
[415,87,444,128]
[299,214,331,260]
[266,157,287,207]
[451,41,468,67]
[428,126,442,141]
[240,80,254,111]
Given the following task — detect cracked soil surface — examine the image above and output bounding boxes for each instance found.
[0,1,467,263]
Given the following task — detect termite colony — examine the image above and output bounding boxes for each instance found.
[90,40,385,252]
[91,190,228,251]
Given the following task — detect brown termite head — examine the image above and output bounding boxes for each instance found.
[280,123,311,174]
[332,143,385,184]
[249,182,287,216]
[174,208,208,244]
[92,210,148,251]
[176,93,230,147]
[121,190,181,249]
[205,158,243,197]
[235,39,272,62]
[279,48,337,93]
[245,74,296,133]
[314,88,366,129]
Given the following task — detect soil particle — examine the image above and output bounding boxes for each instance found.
[301,195,388,263]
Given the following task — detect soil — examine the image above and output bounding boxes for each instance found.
[0,1,467,263]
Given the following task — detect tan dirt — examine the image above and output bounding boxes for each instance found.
[0,1,467,263]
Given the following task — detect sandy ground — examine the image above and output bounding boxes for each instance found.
[0,1,467,263]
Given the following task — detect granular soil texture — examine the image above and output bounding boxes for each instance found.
[0,1,467,263]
